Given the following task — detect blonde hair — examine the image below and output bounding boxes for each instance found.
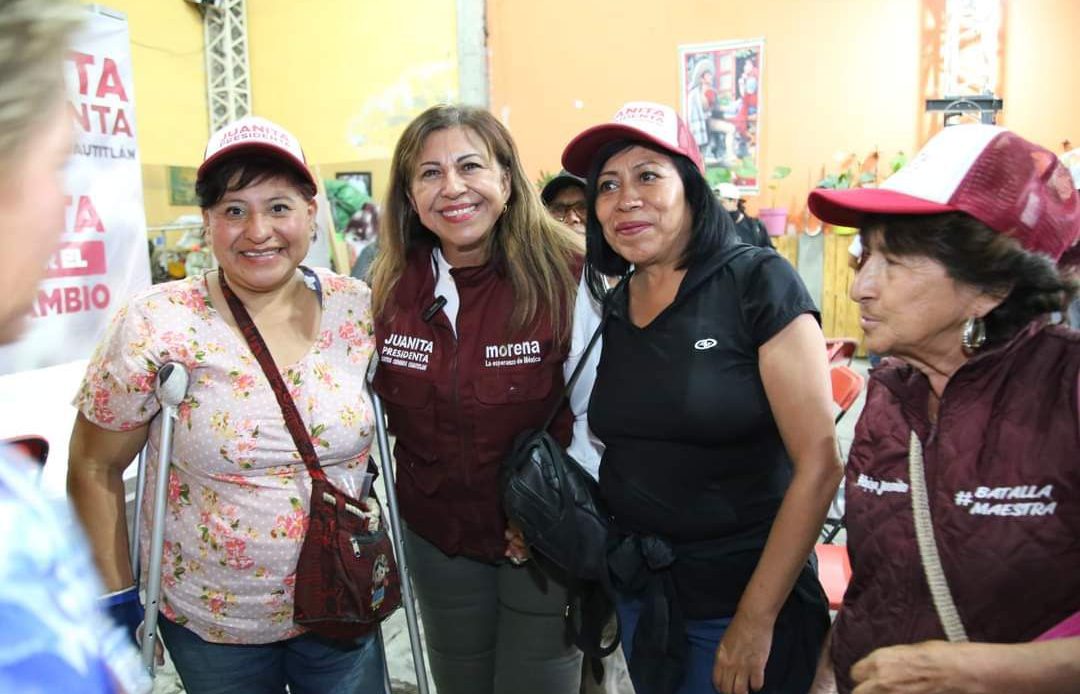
[0,0,82,169]
[371,104,582,343]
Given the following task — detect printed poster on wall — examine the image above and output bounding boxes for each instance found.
[679,38,764,193]
[0,7,151,375]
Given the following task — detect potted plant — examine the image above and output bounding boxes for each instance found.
[757,165,791,237]
[815,150,905,234]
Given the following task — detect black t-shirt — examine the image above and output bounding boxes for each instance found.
[590,245,818,615]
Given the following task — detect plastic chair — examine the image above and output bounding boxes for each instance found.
[829,365,865,425]
[814,543,852,610]
[821,365,866,544]
[825,338,858,366]
[815,364,868,609]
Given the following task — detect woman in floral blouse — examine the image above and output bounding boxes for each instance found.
[67,117,385,694]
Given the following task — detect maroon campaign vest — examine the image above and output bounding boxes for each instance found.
[832,322,1080,693]
[373,246,575,561]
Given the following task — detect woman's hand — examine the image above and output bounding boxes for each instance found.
[851,641,980,694]
[712,610,775,694]
[503,520,531,565]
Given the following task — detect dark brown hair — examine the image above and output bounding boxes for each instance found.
[864,212,1077,346]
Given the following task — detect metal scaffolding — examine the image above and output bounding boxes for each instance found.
[203,0,251,133]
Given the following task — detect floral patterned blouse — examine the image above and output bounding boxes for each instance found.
[74,268,376,644]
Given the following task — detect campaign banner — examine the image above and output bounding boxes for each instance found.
[0,7,150,375]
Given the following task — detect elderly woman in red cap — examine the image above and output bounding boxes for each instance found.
[68,116,386,694]
[561,102,842,694]
[807,124,1080,694]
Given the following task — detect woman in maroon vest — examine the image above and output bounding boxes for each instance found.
[368,105,583,694]
[808,125,1080,693]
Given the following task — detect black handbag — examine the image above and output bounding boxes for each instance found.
[500,273,628,585]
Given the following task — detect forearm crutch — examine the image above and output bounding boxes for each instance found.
[139,361,190,675]
[366,354,430,694]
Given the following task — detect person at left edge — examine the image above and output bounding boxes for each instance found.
[0,1,149,692]
[67,116,386,694]
[368,104,584,694]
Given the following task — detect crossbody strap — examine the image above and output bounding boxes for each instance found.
[218,270,327,482]
[908,430,968,642]
[539,272,632,433]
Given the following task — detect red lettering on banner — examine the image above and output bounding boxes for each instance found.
[45,241,107,278]
[66,195,106,234]
[96,58,128,101]
[68,51,95,95]
[31,283,111,318]
[113,108,132,137]
[70,103,133,137]
[66,51,129,102]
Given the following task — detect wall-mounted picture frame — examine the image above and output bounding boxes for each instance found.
[679,38,764,193]
[167,165,199,206]
[335,171,372,197]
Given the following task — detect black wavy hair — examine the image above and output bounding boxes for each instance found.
[583,139,735,303]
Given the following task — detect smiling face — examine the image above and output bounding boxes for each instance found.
[850,228,1001,363]
[594,145,694,270]
[202,175,316,295]
[408,126,510,267]
[0,101,71,344]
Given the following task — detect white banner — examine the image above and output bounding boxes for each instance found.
[0,7,150,375]
[0,7,151,494]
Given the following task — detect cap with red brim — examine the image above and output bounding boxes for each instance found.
[562,101,704,177]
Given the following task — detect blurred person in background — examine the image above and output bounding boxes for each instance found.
[714,183,773,249]
[0,1,149,692]
[543,170,588,235]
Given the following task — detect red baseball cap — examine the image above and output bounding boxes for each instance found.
[808,125,1080,261]
[561,101,705,177]
[197,116,316,189]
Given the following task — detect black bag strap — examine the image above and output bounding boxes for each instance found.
[217,269,327,483]
[539,271,632,433]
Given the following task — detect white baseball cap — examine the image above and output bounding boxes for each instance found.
[809,124,1079,261]
[562,101,705,177]
[197,116,315,188]
[713,182,741,200]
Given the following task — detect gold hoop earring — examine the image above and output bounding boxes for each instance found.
[961,316,986,354]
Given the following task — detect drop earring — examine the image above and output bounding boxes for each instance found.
[961,316,986,353]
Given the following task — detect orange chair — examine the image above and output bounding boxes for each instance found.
[825,338,858,366]
[830,365,865,424]
[815,365,867,608]
[815,543,852,610]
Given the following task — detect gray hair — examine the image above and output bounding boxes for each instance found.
[0,0,82,168]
